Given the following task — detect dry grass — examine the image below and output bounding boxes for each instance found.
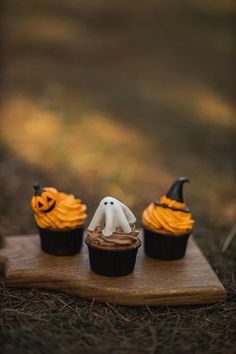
[0,279,236,354]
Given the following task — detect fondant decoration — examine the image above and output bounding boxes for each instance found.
[31,184,87,229]
[166,176,189,202]
[31,184,59,214]
[88,196,136,237]
[154,176,190,212]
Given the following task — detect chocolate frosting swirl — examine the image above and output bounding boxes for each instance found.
[86,224,140,249]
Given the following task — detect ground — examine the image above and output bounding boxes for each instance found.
[0,1,236,353]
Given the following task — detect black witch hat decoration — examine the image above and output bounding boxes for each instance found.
[33,183,44,196]
[155,177,190,212]
[166,177,189,203]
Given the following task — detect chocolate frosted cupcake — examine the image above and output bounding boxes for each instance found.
[86,196,141,277]
[31,184,87,255]
[142,177,194,260]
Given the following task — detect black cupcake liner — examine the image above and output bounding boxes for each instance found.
[85,239,141,277]
[143,226,191,260]
[38,226,84,256]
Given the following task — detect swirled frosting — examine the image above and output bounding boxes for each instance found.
[34,192,87,229]
[86,224,140,249]
[142,196,194,235]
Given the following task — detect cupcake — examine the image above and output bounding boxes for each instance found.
[142,177,194,260]
[31,184,87,256]
[85,196,141,277]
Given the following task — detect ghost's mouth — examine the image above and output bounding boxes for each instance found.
[41,201,56,213]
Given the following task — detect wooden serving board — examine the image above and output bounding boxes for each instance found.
[0,234,226,306]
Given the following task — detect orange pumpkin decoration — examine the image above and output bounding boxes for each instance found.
[31,184,59,214]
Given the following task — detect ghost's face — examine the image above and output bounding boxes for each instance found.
[88,196,136,237]
[97,197,123,231]
[100,197,120,213]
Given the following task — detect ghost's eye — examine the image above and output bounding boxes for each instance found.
[104,202,108,205]
[110,201,114,205]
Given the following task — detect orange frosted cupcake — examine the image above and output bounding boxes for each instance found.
[142,177,194,260]
[31,184,87,255]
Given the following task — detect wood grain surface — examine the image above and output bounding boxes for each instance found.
[0,233,226,306]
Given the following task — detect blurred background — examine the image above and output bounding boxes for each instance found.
[1,2,236,353]
[0,0,235,238]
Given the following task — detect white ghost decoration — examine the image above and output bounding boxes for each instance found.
[88,196,136,237]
